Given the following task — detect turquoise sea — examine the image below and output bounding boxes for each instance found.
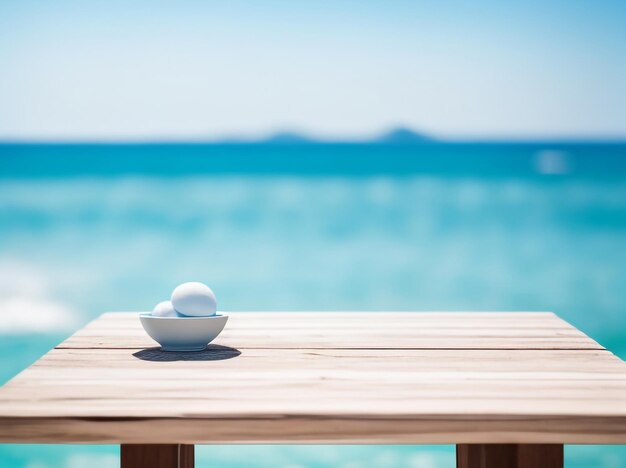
[1,143,625,467]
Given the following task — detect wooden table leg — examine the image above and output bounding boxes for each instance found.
[457,444,563,468]
[121,444,194,468]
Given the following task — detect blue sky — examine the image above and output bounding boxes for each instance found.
[1,0,625,141]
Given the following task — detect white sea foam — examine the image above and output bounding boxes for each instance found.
[0,260,77,333]
[0,296,76,333]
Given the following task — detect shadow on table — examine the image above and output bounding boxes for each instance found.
[133,344,241,362]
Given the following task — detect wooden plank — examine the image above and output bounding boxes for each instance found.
[0,348,624,442]
[3,349,624,405]
[61,334,601,350]
[457,444,563,468]
[78,312,570,330]
[0,416,622,444]
[58,312,604,350]
[73,311,577,328]
[1,380,624,417]
[0,312,623,444]
[25,348,626,373]
[121,444,193,468]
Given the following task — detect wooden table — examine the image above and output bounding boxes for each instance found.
[0,312,625,468]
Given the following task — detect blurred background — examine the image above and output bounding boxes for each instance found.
[1,1,626,467]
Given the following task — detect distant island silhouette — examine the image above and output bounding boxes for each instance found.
[217,127,435,145]
[376,127,433,144]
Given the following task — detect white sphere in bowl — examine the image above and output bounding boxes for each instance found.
[152,300,179,317]
[171,282,217,317]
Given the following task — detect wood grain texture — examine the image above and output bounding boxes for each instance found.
[0,312,624,444]
[58,312,603,350]
[121,444,193,468]
[457,444,563,468]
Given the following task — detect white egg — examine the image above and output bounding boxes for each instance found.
[171,282,217,317]
[152,300,179,317]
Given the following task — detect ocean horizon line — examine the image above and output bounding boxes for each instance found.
[1,125,626,146]
[2,138,626,146]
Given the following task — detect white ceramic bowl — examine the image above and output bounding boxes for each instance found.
[139,313,228,352]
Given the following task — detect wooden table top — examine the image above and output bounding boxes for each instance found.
[0,312,625,444]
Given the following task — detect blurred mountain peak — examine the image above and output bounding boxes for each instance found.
[377,127,433,144]
[217,126,434,144]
